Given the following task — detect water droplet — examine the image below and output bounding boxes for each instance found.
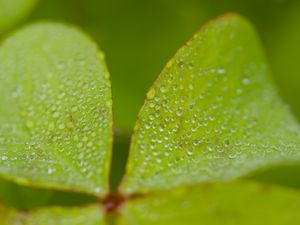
[187,149,194,156]
[242,77,250,85]
[176,107,183,117]
[217,67,226,74]
[193,140,200,146]
[47,168,55,174]
[236,88,242,95]
[53,111,60,118]
[160,85,167,93]
[58,124,65,130]
[178,61,184,68]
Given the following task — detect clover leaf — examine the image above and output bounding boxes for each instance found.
[0,23,113,196]
[121,14,300,193]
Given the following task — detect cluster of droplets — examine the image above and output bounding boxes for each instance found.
[124,28,300,192]
[0,25,112,194]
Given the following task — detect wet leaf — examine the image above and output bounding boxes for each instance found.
[121,14,300,193]
[0,204,104,225]
[120,182,300,225]
[0,0,37,34]
[0,23,113,196]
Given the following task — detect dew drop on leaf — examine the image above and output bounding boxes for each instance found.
[121,14,300,193]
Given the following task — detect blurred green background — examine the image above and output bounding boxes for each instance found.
[10,0,299,133]
[0,0,299,209]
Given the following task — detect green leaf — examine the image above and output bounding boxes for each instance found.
[0,23,113,196]
[0,204,104,225]
[119,182,300,225]
[120,14,300,193]
[0,0,37,34]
